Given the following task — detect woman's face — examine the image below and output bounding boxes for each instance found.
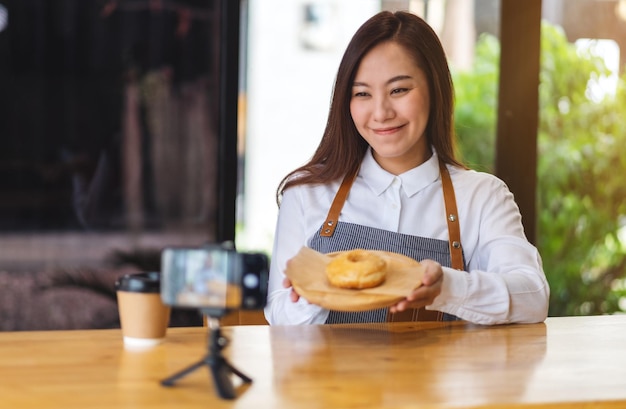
[350,41,431,175]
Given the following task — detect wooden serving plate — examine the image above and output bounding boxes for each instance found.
[284,247,425,312]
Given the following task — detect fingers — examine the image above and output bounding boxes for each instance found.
[283,277,300,303]
[418,259,443,286]
[289,289,300,303]
[392,290,438,312]
[389,300,410,314]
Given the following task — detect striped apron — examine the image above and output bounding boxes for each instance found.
[308,159,465,323]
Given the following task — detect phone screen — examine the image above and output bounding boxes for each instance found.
[161,248,242,310]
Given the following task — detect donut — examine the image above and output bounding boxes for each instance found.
[326,249,387,289]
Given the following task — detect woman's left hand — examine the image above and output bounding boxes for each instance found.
[389,259,443,313]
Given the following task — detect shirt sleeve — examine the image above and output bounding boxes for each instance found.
[427,175,550,324]
[264,187,330,325]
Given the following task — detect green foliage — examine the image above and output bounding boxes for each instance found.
[453,22,626,316]
[452,33,499,172]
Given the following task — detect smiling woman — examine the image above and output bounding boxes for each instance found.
[263,10,549,327]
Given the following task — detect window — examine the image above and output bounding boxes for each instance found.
[0,1,228,272]
[237,0,501,253]
[538,0,626,315]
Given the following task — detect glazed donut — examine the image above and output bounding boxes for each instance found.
[326,249,387,289]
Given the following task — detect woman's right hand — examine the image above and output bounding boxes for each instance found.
[282,277,301,302]
[388,259,443,313]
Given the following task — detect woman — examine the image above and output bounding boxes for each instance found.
[264,10,549,325]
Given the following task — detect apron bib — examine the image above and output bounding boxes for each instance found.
[308,159,465,323]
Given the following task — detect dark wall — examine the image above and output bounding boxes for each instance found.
[0,0,223,232]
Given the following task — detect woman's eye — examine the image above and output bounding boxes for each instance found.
[353,91,369,97]
[391,87,409,95]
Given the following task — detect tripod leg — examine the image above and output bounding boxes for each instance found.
[208,355,254,399]
[160,315,253,399]
[209,357,237,399]
[161,358,208,387]
[224,360,252,384]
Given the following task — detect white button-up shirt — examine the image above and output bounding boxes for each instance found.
[264,149,549,325]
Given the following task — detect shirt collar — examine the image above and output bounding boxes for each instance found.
[360,148,440,197]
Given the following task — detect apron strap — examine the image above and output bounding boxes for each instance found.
[320,170,357,237]
[439,160,463,271]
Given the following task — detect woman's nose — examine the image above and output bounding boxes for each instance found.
[372,96,394,122]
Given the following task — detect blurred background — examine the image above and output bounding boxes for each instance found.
[1,0,625,331]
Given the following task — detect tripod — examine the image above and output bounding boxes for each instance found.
[161,313,252,399]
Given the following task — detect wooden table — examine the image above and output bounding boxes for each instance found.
[1,315,626,408]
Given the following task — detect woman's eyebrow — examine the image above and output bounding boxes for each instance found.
[352,75,413,87]
[387,75,412,84]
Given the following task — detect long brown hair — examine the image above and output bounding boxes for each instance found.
[276,11,464,204]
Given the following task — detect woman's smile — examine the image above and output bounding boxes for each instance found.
[372,124,405,134]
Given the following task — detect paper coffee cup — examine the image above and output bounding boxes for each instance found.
[116,272,171,347]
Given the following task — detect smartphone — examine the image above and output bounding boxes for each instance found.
[160,245,268,315]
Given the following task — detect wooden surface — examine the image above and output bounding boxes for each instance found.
[220,309,268,326]
[1,315,626,408]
